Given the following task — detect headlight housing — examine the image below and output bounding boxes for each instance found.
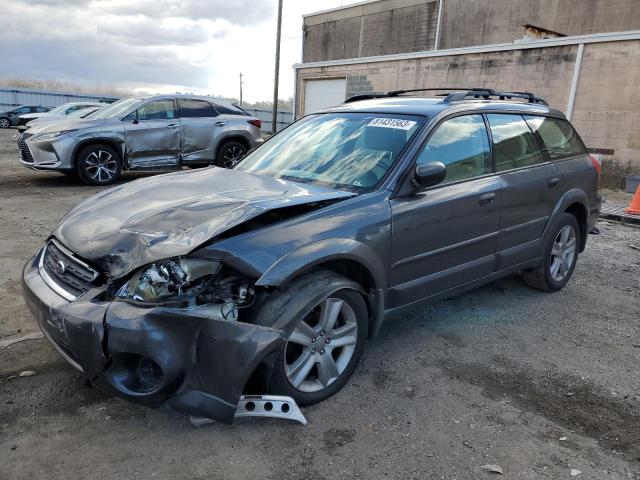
[33,129,78,141]
[116,258,221,304]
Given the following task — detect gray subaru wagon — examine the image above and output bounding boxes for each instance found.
[18,94,262,185]
[22,88,601,425]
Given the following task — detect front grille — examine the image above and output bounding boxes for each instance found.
[40,240,100,300]
[18,134,34,163]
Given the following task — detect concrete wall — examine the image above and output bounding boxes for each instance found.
[303,0,640,62]
[295,40,640,170]
[303,0,439,62]
[440,0,640,49]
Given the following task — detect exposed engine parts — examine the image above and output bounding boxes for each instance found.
[115,258,254,316]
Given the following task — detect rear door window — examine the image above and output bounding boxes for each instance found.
[524,116,586,160]
[178,99,217,118]
[416,114,492,184]
[487,114,544,172]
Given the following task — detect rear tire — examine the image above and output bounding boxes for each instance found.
[0,118,10,129]
[254,270,368,406]
[523,212,580,292]
[215,140,247,168]
[76,144,121,186]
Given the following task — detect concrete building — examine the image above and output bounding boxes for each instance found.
[294,0,640,183]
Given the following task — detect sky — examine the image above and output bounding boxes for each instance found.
[0,0,363,103]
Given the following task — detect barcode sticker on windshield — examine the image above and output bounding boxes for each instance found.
[367,118,416,130]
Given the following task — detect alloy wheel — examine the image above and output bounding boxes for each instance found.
[221,145,245,168]
[549,225,577,282]
[0,118,9,129]
[284,297,358,393]
[85,150,118,183]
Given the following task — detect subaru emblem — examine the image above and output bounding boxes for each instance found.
[55,260,66,275]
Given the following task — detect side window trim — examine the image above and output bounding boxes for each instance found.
[524,115,588,162]
[481,113,497,174]
[522,114,553,164]
[487,113,548,174]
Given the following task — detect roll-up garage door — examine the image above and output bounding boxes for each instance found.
[303,78,347,115]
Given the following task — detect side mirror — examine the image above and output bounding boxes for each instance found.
[413,162,447,188]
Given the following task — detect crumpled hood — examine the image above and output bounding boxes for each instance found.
[53,168,354,278]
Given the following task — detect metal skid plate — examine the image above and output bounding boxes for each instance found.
[190,395,307,426]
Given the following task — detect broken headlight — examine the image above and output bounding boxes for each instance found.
[116,258,221,304]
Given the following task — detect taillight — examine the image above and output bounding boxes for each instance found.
[589,154,602,176]
[247,119,261,129]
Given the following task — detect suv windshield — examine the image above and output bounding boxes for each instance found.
[235,113,424,191]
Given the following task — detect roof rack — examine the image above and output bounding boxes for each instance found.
[344,87,548,106]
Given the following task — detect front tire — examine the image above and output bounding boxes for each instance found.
[523,212,580,292]
[76,144,121,186]
[215,140,247,168]
[254,270,368,406]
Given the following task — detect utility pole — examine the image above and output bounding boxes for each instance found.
[271,0,283,135]
[239,72,243,106]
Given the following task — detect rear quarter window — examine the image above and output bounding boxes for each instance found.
[214,104,242,115]
[524,116,586,160]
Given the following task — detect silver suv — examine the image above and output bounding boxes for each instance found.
[18,94,262,185]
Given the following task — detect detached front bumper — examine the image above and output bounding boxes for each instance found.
[22,254,286,424]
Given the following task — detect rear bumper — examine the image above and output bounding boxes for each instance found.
[22,253,286,424]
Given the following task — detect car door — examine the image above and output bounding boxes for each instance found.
[123,99,181,168]
[389,114,501,307]
[177,99,227,165]
[486,114,565,270]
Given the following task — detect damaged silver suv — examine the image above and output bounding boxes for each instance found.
[23,88,601,424]
[18,94,262,185]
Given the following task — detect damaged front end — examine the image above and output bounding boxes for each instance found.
[22,245,293,424]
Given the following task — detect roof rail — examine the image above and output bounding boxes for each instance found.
[343,87,548,106]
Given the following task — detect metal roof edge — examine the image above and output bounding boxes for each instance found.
[294,30,640,69]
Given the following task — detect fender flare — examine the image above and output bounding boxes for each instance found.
[255,238,386,290]
[255,238,387,338]
[543,188,589,252]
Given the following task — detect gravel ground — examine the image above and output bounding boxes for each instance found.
[0,128,639,479]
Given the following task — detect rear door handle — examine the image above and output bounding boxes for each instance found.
[167,123,179,129]
[215,121,227,127]
[478,192,496,206]
[548,177,560,187]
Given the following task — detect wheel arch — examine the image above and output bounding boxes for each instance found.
[217,134,251,154]
[72,138,124,170]
[255,238,387,338]
[564,202,588,252]
[545,189,589,253]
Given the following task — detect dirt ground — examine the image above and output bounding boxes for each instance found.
[0,128,639,479]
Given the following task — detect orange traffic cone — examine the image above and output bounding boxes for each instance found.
[625,185,640,215]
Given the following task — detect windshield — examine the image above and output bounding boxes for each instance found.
[235,113,424,191]
[70,107,101,119]
[89,97,144,119]
[47,104,74,115]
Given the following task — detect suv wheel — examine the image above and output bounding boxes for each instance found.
[216,141,247,168]
[523,212,580,292]
[76,144,121,186]
[254,270,368,406]
[0,118,10,129]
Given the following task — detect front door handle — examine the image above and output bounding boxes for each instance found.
[548,177,560,187]
[479,192,496,206]
[167,124,179,129]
